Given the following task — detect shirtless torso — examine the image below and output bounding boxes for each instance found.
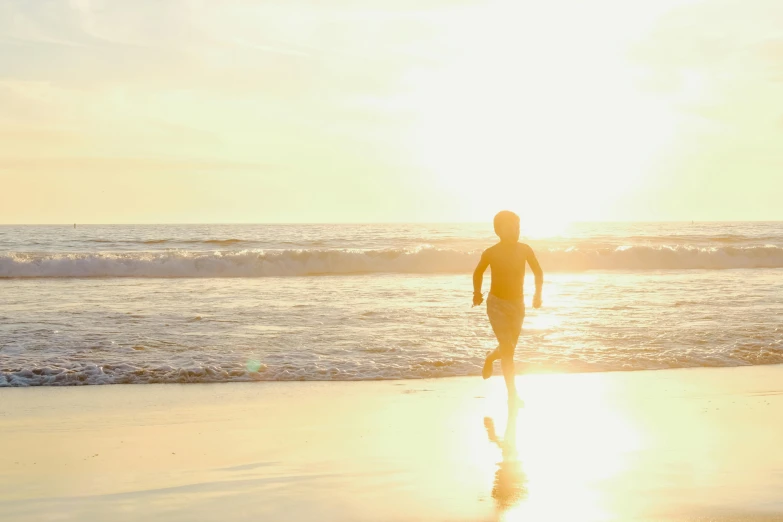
[475,241,543,302]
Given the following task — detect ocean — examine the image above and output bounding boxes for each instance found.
[1,222,782,386]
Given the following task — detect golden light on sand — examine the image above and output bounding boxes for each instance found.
[470,374,643,520]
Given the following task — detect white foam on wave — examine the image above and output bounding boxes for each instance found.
[2,245,783,278]
[542,245,783,271]
[4,348,783,386]
[0,249,475,278]
[0,358,483,386]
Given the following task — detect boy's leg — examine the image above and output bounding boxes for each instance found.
[484,295,524,387]
[498,343,519,404]
[482,346,501,379]
[507,310,524,405]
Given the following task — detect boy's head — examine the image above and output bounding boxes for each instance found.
[493,211,520,242]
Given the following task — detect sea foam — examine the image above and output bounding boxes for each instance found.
[2,245,783,278]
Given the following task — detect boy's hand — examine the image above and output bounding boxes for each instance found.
[533,293,542,309]
[472,293,484,307]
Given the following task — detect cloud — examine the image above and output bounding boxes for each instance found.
[0,0,445,95]
[630,0,783,134]
[0,156,274,174]
[632,0,783,81]
[0,0,458,181]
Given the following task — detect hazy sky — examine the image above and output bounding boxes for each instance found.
[1,0,782,223]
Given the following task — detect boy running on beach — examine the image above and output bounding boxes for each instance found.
[473,211,544,406]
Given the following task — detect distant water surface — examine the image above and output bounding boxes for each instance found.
[1,222,782,385]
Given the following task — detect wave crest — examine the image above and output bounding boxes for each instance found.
[2,245,783,278]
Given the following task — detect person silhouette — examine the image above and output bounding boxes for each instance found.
[473,211,544,407]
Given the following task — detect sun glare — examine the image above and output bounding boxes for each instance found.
[467,373,643,521]
[399,0,679,224]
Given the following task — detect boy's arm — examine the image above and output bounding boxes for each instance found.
[525,245,544,308]
[472,250,490,306]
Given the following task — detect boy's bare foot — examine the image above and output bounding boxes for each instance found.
[482,353,494,379]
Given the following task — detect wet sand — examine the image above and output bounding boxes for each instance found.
[2,365,783,521]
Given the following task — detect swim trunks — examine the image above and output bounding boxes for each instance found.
[486,293,525,348]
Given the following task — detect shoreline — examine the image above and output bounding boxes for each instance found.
[2,365,783,521]
[5,361,783,388]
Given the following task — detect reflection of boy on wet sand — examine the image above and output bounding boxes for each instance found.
[473,211,544,406]
[484,411,527,509]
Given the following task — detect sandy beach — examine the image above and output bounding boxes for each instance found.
[1,365,782,521]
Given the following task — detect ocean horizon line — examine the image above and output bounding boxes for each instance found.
[2,219,783,227]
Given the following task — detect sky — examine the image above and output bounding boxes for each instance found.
[1,0,782,224]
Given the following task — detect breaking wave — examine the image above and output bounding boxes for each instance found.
[2,245,783,278]
[3,348,783,386]
[87,238,247,246]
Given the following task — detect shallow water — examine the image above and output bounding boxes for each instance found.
[1,223,782,385]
